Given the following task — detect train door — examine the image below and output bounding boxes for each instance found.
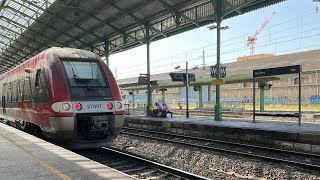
[33,69,51,128]
[2,83,7,117]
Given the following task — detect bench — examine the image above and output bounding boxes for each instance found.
[254,113,299,118]
[153,110,173,118]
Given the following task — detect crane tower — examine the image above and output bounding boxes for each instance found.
[247,11,276,55]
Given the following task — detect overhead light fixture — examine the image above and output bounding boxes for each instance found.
[207,25,230,30]
[174,65,180,69]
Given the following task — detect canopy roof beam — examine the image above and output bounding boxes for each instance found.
[2,4,97,50]
[157,0,200,27]
[19,0,103,50]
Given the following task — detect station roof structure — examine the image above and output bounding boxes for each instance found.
[118,49,320,91]
[0,0,286,74]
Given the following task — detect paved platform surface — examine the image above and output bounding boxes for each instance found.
[0,123,134,180]
[125,115,320,154]
[126,115,320,133]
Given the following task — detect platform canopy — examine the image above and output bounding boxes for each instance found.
[120,73,294,91]
[0,0,286,74]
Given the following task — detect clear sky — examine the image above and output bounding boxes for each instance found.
[109,0,320,79]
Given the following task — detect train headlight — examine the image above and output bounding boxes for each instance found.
[106,102,113,110]
[74,103,82,111]
[116,102,122,109]
[62,103,71,111]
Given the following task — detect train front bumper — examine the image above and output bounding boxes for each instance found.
[45,114,124,149]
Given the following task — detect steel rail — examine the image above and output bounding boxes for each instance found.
[121,127,320,171]
[102,147,209,180]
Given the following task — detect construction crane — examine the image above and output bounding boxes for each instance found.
[247,11,276,55]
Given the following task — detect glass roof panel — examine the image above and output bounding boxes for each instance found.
[0,0,57,51]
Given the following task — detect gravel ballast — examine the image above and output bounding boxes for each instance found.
[114,134,320,179]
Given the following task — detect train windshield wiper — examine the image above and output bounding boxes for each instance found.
[73,75,93,91]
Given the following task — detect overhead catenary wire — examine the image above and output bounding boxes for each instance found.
[113,12,320,79]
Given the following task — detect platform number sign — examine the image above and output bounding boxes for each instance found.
[210,66,226,78]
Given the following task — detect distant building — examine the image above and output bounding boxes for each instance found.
[119,49,320,107]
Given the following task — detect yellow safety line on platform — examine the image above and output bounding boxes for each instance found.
[0,131,72,180]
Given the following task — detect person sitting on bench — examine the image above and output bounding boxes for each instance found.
[158,103,164,113]
[163,103,173,117]
[152,103,159,117]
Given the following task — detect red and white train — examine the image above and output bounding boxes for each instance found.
[0,47,124,149]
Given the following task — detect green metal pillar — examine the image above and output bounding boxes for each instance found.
[199,86,203,108]
[260,87,265,111]
[131,92,135,112]
[104,41,110,67]
[162,89,166,104]
[214,1,223,121]
[259,82,266,111]
[146,25,152,116]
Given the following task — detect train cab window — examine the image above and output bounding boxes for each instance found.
[35,69,41,88]
[34,69,50,101]
[62,60,111,98]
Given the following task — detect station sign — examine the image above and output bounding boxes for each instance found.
[253,65,301,77]
[212,79,223,85]
[169,73,195,82]
[138,76,148,85]
[210,66,226,78]
[159,89,167,91]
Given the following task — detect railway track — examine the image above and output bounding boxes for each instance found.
[121,127,320,171]
[74,147,209,180]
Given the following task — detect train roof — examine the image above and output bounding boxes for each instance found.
[0,47,100,77]
[44,47,100,60]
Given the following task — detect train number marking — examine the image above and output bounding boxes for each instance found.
[87,104,102,109]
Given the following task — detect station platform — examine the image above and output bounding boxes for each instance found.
[0,123,134,180]
[124,115,320,154]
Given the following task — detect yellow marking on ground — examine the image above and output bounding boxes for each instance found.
[0,131,72,180]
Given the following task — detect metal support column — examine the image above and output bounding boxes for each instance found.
[104,41,110,67]
[146,25,152,116]
[298,71,301,126]
[162,89,165,104]
[214,1,222,120]
[199,86,203,108]
[208,85,212,102]
[131,92,135,113]
[259,83,265,112]
[260,87,265,111]
[186,61,189,118]
[253,78,256,123]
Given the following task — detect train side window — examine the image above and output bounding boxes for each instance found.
[12,81,17,102]
[24,78,31,101]
[20,80,24,102]
[2,83,7,104]
[7,82,11,102]
[17,81,22,102]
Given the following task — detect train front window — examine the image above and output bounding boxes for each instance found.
[62,60,111,98]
